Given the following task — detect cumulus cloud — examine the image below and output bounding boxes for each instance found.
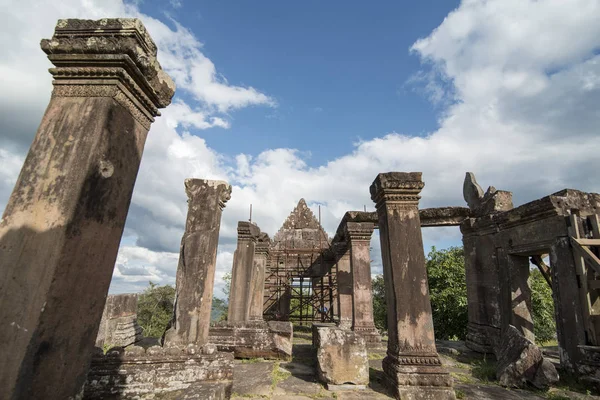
[1,0,599,298]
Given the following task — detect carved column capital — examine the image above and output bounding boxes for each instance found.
[41,18,176,129]
[370,172,424,210]
[255,232,271,256]
[345,221,375,243]
[237,221,260,242]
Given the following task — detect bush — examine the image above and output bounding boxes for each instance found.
[425,246,468,340]
[529,268,556,344]
[372,274,387,332]
[137,282,176,338]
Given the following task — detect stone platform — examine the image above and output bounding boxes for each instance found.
[209,320,293,360]
[84,345,233,399]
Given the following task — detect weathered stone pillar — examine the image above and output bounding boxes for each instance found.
[335,242,353,329]
[0,19,174,399]
[228,221,261,322]
[370,172,455,400]
[163,179,231,347]
[507,254,535,342]
[346,221,381,346]
[249,233,270,320]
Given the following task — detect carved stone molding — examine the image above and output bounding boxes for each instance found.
[370,172,424,210]
[237,221,260,242]
[345,222,375,242]
[41,18,175,124]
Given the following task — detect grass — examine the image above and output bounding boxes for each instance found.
[271,362,292,389]
[240,357,266,364]
[471,357,497,383]
[455,389,466,399]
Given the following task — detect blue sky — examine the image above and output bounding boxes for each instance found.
[1,0,600,295]
[137,0,458,165]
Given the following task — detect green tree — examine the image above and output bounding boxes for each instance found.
[529,268,556,344]
[137,282,176,338]
[211,297,228,322]
[425,246,468,340]
[372,274,387,332]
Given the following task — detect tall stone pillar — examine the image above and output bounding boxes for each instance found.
[228,221,261,322]
[336,242,354,329]
[370,172,455,400]
[0,19,174,399]
[249,233,270,320]
[346,221,381,346]
[163,179,231,347]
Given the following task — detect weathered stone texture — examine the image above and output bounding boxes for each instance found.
[209,320,293,360]
[313,326,369,387]
[84,344,234,399]
[346,221,381,346]
[371,172,455,400]
[495,325,558,389]
[249,232,270,321]
[163,179,231,348]
[96,294,142,348]
[0,18,173,400]
[228,221,261,323]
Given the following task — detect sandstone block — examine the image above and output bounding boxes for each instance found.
[314,326,368,386]
[496,325,558,389]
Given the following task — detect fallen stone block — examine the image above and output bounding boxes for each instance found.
[495,325,558,389]
[209,320,293,360]
[313,326,369,387]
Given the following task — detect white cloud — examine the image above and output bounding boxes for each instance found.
[1,0,600,299]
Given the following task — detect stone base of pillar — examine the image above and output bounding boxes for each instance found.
[208,320,293,360]
[465,322,498,354]
[84,345,233,399]
[353,325,383,348]
[382,354,456,400]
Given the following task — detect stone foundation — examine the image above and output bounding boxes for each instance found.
[209,320,293,360]
[84,345,233,399]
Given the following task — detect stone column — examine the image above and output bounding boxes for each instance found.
[507,254,535,342]
[0,19,174,400]
[346,221,381,346]
[370,172,455,400]
[163,179,231,347]
[249,233,270,320]
[335,242,354,329]
[228,221,261,322]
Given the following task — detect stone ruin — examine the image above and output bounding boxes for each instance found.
[0,16,599,400]
[95,294,142,349]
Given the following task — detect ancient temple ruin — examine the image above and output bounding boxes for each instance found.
[1,15,600,400]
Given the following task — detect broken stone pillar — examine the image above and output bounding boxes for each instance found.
[0,18,174,400]
[249,233,270,321]
[96,294,142,349]
[314,326,369,390]
[370,172,455,400]
[346,221,381,346]
[228,221,261,323]
[495,325,559,389]
[163,179,231,347]
[335,242,353,329]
